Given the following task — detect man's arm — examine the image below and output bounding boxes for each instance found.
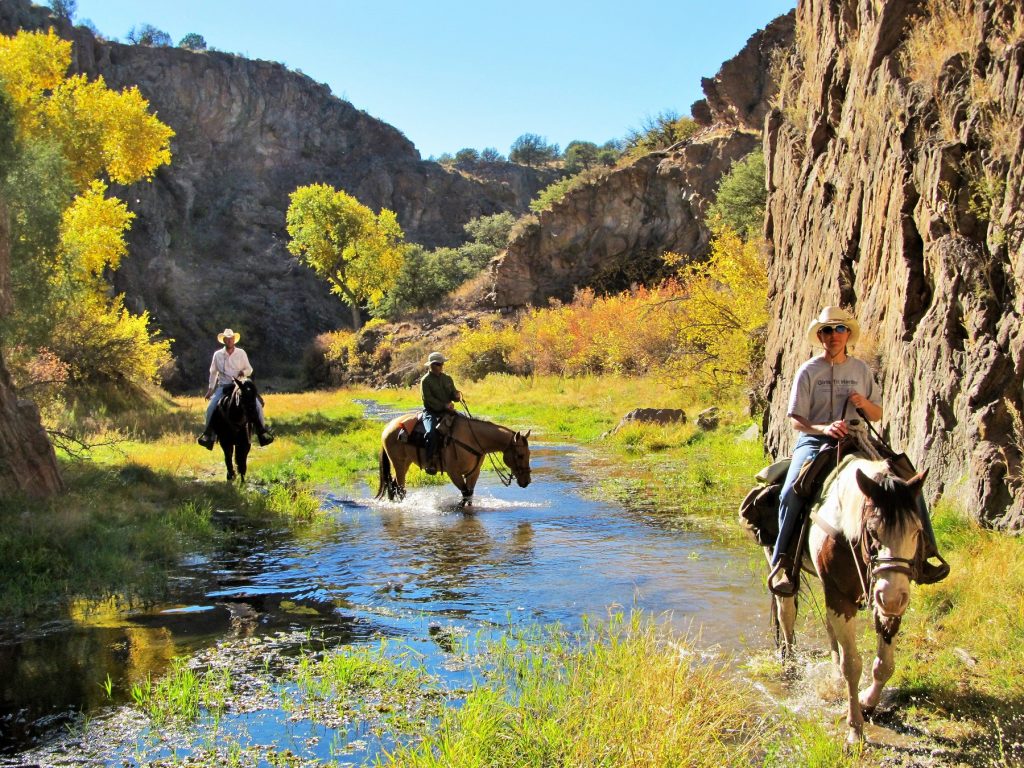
[206,350,221,397]
[236,349,254,378]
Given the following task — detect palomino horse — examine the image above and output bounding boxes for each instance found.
[772,457,927,744]
[376,412,531,506]
[210,379,258,482]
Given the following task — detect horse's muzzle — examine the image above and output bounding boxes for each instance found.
[517,475,531,488]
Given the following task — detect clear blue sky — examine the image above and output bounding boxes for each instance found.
[73,0,795,159]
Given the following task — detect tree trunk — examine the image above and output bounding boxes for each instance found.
[0,195,63,498]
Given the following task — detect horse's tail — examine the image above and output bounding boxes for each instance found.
[376,447,393,501]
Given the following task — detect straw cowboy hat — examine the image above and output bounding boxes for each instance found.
[217,328,240,344]
[805,306,860,347]
[425,351,445,366]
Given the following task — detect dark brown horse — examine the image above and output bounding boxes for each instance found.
[771,457,927,743]
[376,412,531,506]
[210,380,257,482]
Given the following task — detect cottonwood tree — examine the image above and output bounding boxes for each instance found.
[0,30,174,496]
[286,184,406,328]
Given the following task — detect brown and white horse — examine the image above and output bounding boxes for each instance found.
[376,412,531,506]
[772,457,927,744]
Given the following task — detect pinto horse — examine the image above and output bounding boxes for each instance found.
[210,379,258,482]
[772,457,927,744]
[376,412,531,506]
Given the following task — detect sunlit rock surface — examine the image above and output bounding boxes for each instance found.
[762,0,1024,529]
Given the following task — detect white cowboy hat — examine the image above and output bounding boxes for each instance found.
[806,306,859,347]
[217,328,240,344]
[426,351,445,366]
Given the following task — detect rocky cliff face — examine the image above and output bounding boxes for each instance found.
[0,1,549,388]
[489,13,794,309]
[762,0,1024,529]
[489,133,760,308]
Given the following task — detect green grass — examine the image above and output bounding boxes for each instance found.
[286,639,446,734]
[382,613,782,768]
[131,658,233,725]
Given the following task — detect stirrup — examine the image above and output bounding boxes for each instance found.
[257,430,274,447]
[197,433,215,450]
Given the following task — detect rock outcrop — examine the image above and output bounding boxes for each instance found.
[0,1,549,387]
[0,199,63,497]
[762,0,1024,529]
[691,10,796,131]
[489,13,794,309]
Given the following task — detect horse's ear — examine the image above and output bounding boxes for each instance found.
[855,468,882,501]
[524,429,531,440]
[906,468,929,496]
[513,431,520,443]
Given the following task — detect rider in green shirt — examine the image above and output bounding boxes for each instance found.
[420,351,462,473]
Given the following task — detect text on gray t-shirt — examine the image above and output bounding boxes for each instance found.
[787,356,879,425]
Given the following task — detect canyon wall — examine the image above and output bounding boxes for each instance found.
[0,1,550,386]
[762,0,1024,529]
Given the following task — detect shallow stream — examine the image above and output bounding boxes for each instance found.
[1,407,773,764]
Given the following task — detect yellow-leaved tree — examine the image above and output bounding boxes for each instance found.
[665,223,768,391]
[286,183,406,328]
[0,29,174,408]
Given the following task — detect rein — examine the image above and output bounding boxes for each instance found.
[457,401,517,487]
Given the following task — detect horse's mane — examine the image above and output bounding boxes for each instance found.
[837,460,919,541]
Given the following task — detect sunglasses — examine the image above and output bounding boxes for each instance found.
[818,324,850,336]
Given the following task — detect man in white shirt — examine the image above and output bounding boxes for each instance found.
[198,328,273,449]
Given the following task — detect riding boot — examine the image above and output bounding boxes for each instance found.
[424,440,438,475]
[768,556,798,597]
[197,432,215,450]
[252,411,274,446]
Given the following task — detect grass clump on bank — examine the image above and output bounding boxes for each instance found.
[0,390,384,619]
[287,640,446,734]
[383,613,779,768]
[889,501,1024,754]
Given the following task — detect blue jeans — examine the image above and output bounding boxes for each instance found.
[422,409,445,457]
[771,434,836,566]
[770,434,940,566]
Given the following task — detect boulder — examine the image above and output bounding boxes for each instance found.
[611,408,687,434]
[696,407,720,431]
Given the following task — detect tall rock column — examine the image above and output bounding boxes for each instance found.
[762,0,1024,530]
[0,197,64,497]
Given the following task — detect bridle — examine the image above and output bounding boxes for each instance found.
[815,498,920,609]
[858,500,919,582]
[454,404,528,488]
